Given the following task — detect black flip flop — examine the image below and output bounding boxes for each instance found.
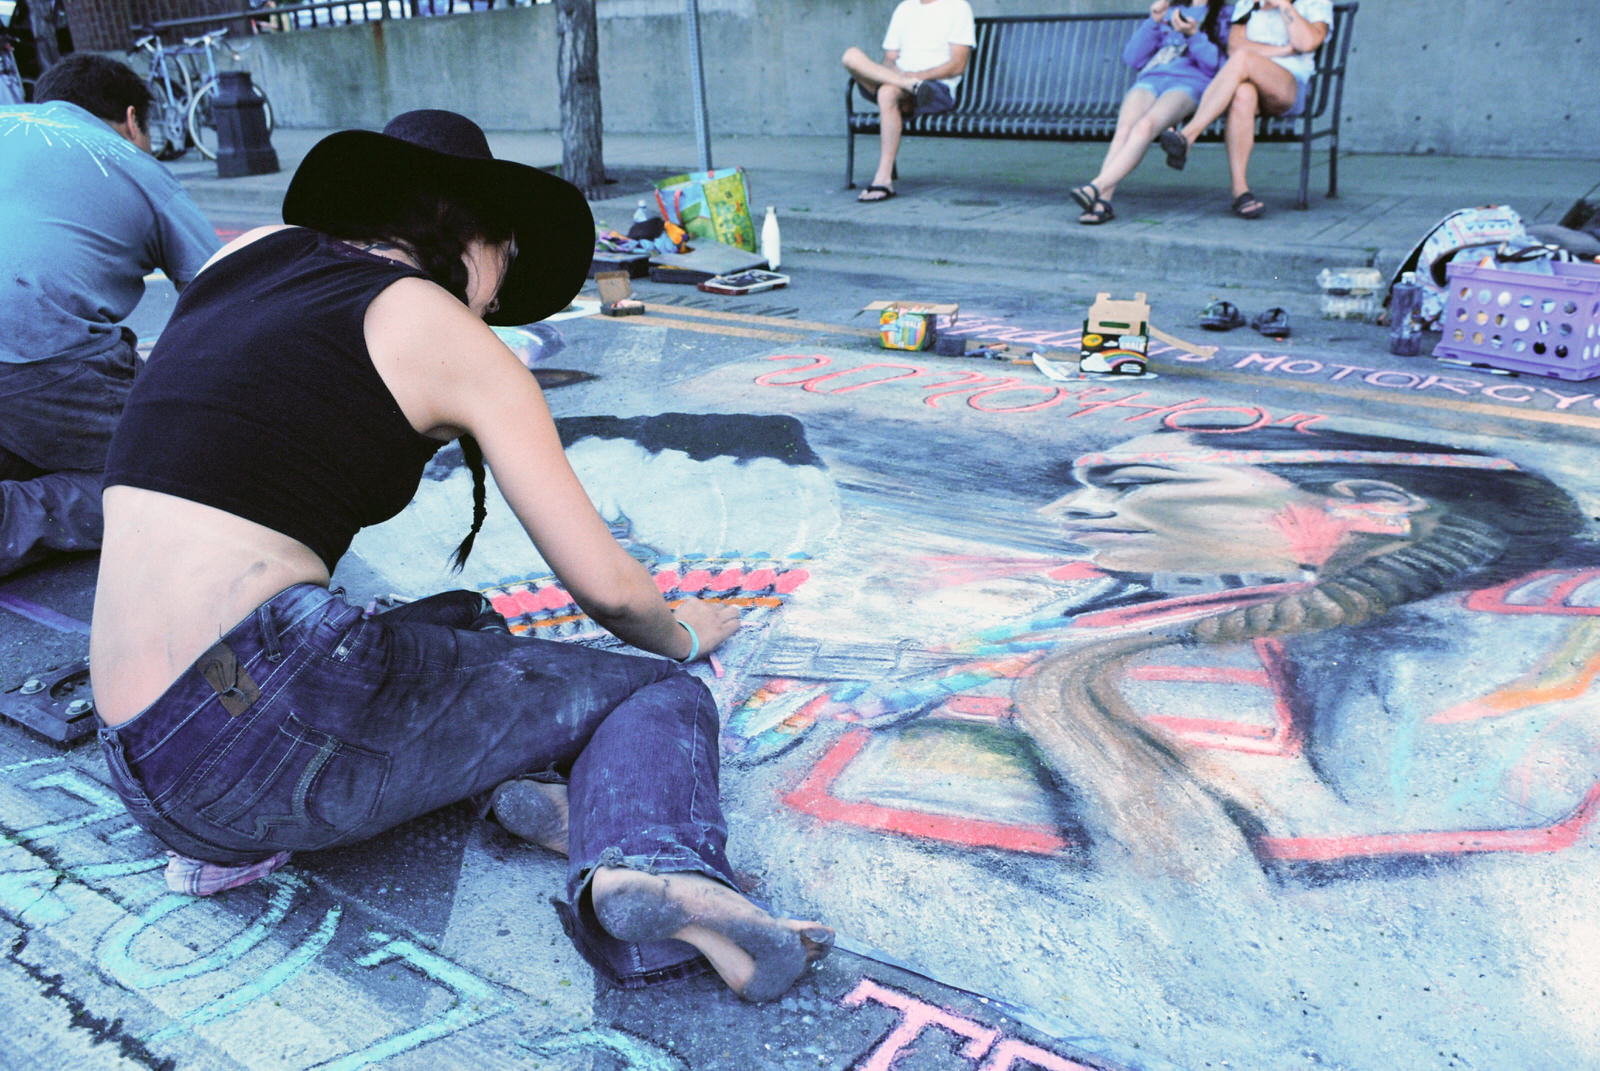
[1251,306,1291,339]
[1078,197,1115,225]
[857,184,896,203]
[1200,298,1246,331]
[1231,191,1266,219]
[1158,128,1188,170]
[1070,182,1100,213]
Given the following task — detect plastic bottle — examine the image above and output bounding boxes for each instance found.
[1388,272,1424,356]
[501,322,566,370]
[761,206,781,271]
[633,200,651,224]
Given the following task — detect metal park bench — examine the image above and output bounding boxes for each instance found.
[844,2,1357,209]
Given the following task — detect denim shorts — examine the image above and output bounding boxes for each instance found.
[98,583,738,986]
[856,78,957,116]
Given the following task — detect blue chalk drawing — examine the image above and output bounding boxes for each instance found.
[521,1026,689,1071]
[100,872,303,987]
[316,931,508,1071]
[145,904,342,1043]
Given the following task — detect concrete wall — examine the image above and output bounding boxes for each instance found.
[249,0,1595,158]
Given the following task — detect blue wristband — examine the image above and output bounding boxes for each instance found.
[675,620,700,663]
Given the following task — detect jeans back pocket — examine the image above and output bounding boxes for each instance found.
[194,711,391,851]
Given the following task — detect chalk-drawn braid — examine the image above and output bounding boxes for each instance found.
[1192,511,1507,644]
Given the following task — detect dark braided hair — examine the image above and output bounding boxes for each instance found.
[323,182,513,570]
[451,435,489,571]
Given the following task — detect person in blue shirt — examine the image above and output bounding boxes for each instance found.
[1070,0,1230,225]
[0,53,219,578]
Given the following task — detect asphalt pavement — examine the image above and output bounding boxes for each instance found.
[3,128,1600,1071]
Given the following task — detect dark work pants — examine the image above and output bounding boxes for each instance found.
[0,333,138,578]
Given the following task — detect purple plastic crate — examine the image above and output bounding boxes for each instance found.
[1432,259,1600,380]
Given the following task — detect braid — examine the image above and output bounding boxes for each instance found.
[1191,512,1509,644]
[450,435,489,571]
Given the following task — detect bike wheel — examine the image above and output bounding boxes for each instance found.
[149,80,189,160]
[188,79,275,161]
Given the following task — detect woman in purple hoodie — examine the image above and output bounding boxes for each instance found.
[1070,0,1230,224]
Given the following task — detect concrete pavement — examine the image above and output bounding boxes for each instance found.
[173,126,1598,291]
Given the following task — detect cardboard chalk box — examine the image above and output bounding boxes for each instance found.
[864,301,960,351]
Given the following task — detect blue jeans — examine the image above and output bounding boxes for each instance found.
[0,333,138,576]
[98,583,734,986]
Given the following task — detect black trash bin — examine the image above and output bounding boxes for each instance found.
[213,70,278,178]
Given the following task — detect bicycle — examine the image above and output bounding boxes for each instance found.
[183,28,273,162]
[1,27,29,105]
[128,28,191,160]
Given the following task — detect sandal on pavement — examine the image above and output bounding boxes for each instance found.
[1199,298,1246,331]
[1251,306,1291,339]
[1158,128,1188,170]
[1070,182,1100,213]
[1078,197,1115,225]
[858,184,896,203]
[1231,191,1266,219]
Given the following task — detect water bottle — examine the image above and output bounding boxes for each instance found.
[499,322,566,370]
[1388,272,1423,356]
[632,200,651,224]
[761,206,781,271]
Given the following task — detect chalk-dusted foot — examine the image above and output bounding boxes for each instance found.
[590,867,833,1002]
[489,779,570,855]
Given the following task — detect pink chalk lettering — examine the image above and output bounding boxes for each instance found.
[1539,388,1595,410]
[1482,383,1536,403]
[1414,374,1483,396]
[967,386,1071,413]
[754,355,833,386]
[843,978,1000,1071]
[1162,406,1271,432]
[922,374,1026,407]
[1278,359,1324,375]
[1232,353,1283,371]
[803,363,928,394]
[976,1038,1101,1071]
[1325,363,1374,381]
[1363,370,1424,389]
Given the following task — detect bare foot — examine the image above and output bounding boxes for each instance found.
[590,867,833,1002]
[489,779,569,855]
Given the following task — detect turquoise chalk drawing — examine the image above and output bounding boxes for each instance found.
[145,903,342,1043]
[316,931,509,1071]
[11,770,126,841]
[522,1026,689,1071]
[99,872,303,987]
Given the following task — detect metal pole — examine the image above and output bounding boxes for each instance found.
[684,0,712,171]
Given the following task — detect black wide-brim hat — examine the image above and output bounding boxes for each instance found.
[282,109,594,326]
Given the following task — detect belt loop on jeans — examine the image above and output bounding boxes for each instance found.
[257,602,284,663]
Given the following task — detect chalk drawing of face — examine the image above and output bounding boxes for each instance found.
[1041,432,1331,576]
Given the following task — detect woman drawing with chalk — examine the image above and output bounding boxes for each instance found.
[90,109,832,1002]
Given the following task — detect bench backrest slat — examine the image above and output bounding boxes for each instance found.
[964,14,1140,118]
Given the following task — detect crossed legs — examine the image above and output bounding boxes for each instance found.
[1073,86,1198,221]
[1169,51,1298,208]
[843,46,920,200]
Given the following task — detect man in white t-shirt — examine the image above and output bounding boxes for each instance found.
[842,0,975,202]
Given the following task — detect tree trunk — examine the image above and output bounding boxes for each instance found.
[554,0,604,199]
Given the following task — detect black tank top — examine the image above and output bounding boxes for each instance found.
[105,228,444,569]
